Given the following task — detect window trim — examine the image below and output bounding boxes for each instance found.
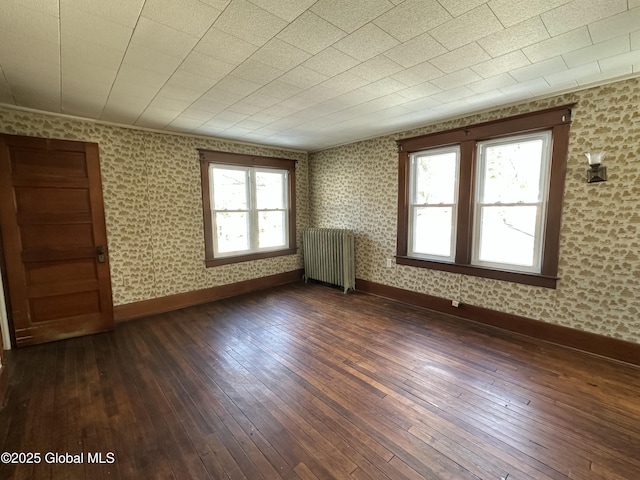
[396,104,574,289]
[199,149,297,267]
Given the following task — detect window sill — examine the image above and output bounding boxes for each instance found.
[395,256,558,288]
[205,247,297,267]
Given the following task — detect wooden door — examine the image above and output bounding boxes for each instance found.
[0,134,114,346]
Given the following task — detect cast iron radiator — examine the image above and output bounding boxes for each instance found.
[302,228,355,293]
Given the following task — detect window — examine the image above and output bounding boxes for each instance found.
[409,146,460,262]
[396,105,573,288]
[199,150,296,267]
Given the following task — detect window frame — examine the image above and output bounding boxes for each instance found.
[396,105,574,289]
[199,149,297,267]
[408,145,461,262]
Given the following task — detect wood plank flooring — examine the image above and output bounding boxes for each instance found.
[1,282,639,480]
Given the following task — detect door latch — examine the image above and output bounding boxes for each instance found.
[96,246,106,263]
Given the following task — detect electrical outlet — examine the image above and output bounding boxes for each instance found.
[451,300,461,308]
[386,258,393,268]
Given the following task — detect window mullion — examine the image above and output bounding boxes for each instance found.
[455,140,475,264]
[248,169,259,252]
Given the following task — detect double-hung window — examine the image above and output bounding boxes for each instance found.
[472,132,552,273]
[397,105,573,288]
[199,150,296,267]
[408,146,460,262]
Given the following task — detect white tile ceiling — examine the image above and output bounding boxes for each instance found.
[1,0,639,151]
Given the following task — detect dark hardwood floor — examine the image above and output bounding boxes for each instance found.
[1,282,639,480]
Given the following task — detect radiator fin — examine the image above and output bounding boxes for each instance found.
[303,228,355,293]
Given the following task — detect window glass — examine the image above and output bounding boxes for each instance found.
[212,167,247,210]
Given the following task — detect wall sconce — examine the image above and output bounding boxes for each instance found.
[585,151,607,183]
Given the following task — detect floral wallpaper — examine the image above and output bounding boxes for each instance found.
[1,77,638,345]
[309,77,640,344]
[0,108,308,305]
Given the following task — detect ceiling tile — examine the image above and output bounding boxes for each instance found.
[437,0,488,17]
[563,36,630,68]
[116,64,170,90]
[255,80,303,100]
[109,76,160,101]
[0,67,13,104]
[167,116,205,131]
[195,28,258,65]
[251,38,311,70]
[131,17,199,58]
[464,89,508,108]
[232,59,286,84]
[358,77,406,97]
[61,5,133,51]
[509,56,567,82]
[544,61,600,86]
[247,0,316,22]
[122,44,183,75]
[471,51,531,78]
[522,27,592,63]
[0,31,59,67]
[213,0,287,47]
[633,30,640,50]
[391,61,443,87]
[334,24,400,62]
[180,52,235,80]
[499,77,550,99]
[383,32,447,68]
[598,49,640,71]
[62,61,117,89]
[136,106,181,128]
[200,88,244,106]
[101,98,149,124]
[213,75,262,96]
[432,86,475,103]
[242,92,281,108]
[541,0,627,36]
[348,55,404,82]
[181,107,213,123]
[303,48,360,77]
[141,0,221,37]
[478,17,549,58]
[430,4,503,50]
[488,0,571,27]
[397,82,442,100]
[62,91,110,118]
[578,64,632,85]
[277,12,346,54]
[226,102,263,115]
[430,69,483,89]
[467,72,517,93]
[373,0,451,43]
[588,7,640,44]
[278,66,329,89]
[188,99,227,115]
[319,72,369,95]
[430,43,490,74]
[165,69,217,93]
[156,84,204,102]
[61,0,144,28]
[310,0,394,33]
[6,0,59,17]
[149,96,193,111]
[2,1,59,42]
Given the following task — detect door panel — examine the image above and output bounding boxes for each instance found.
[0,134,114,346]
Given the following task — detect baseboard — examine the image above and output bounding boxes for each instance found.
[114,269,304,322]
[356,278,640,367]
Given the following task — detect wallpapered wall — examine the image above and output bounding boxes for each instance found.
[0,108,309,306]
[309,77,640,344]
